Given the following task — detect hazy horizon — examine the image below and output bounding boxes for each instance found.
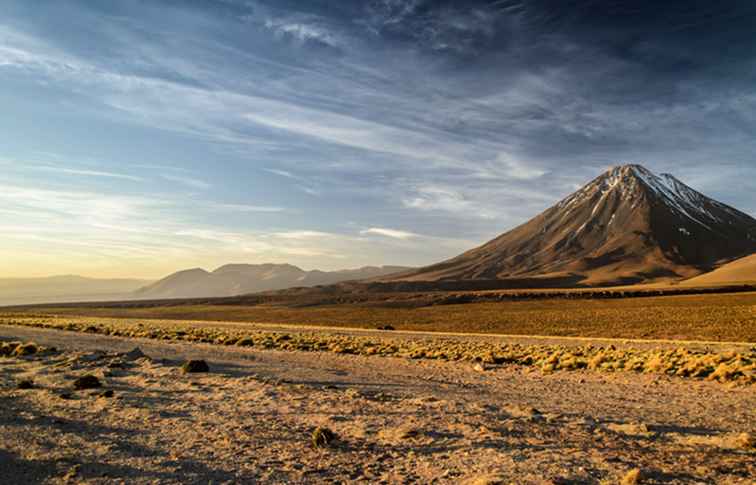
[3,1,756,279]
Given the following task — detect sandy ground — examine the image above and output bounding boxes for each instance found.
[1,326,754,484]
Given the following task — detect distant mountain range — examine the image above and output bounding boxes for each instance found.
[133,264,412,300]
[386,164,756,287]
[0,275,151,306]
[0,265,413,305]
[4,164,755,305]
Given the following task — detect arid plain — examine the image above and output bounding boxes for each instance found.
[1,285,754,484]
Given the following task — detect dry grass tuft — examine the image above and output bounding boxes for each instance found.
[620,468,642,485]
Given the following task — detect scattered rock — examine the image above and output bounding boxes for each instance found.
[123,347,147,361]
[99,389,115,398]
[78,351,107,362]
[182,360,210,373]
[16,379,35,390]
[473,363,487,372]
[311,427,337,448]
[73,375,102,390]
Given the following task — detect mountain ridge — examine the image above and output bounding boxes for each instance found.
[386,164,756,286]
[135,263,412,299]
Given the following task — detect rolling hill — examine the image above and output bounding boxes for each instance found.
[681,253,756,286]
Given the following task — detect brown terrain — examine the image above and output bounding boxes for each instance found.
[682,253,756,286]
[1,324,754,484]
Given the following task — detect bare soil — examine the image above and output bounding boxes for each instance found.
[1,326,754,484]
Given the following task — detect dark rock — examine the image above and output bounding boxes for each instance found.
[123,347,147,361]
[72,375,102,390]
[16,379,34,389]
[311,427,337,448]
[182,360,209,373]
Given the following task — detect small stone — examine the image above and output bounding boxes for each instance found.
[16,379,35,390]
[72,375,102,390]
[473,363,486,372]
[123,347,147,361]
[182,360,209,373]
[99,390,115,398]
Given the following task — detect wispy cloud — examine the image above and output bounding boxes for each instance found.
[360,227,418,240]
[26,165,143,182]
[263,18,341,48]
[210,203,285,213]
[162,174,211,190]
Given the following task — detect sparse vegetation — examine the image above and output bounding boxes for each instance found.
[5,289,756,342]
[1,316,753,384]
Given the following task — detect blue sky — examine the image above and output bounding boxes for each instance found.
[2,0,755,278]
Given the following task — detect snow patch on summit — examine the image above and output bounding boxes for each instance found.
[629,165,715,230]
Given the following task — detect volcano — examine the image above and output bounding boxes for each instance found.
[391,164,756,286]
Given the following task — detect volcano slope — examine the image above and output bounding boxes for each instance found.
[390,164,756,287]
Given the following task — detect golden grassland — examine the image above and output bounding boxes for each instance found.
[2,316,754,385]
[7,290,756,342]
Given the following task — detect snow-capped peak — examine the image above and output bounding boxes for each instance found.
[627,165,719,229]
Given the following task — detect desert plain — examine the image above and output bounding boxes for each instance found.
[1,289,754,484]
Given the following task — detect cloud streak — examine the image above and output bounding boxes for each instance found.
[1,0,754,277]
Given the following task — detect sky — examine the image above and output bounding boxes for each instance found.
[2,0,756,279]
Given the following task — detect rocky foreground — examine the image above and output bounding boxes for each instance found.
[0,325,754,484]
